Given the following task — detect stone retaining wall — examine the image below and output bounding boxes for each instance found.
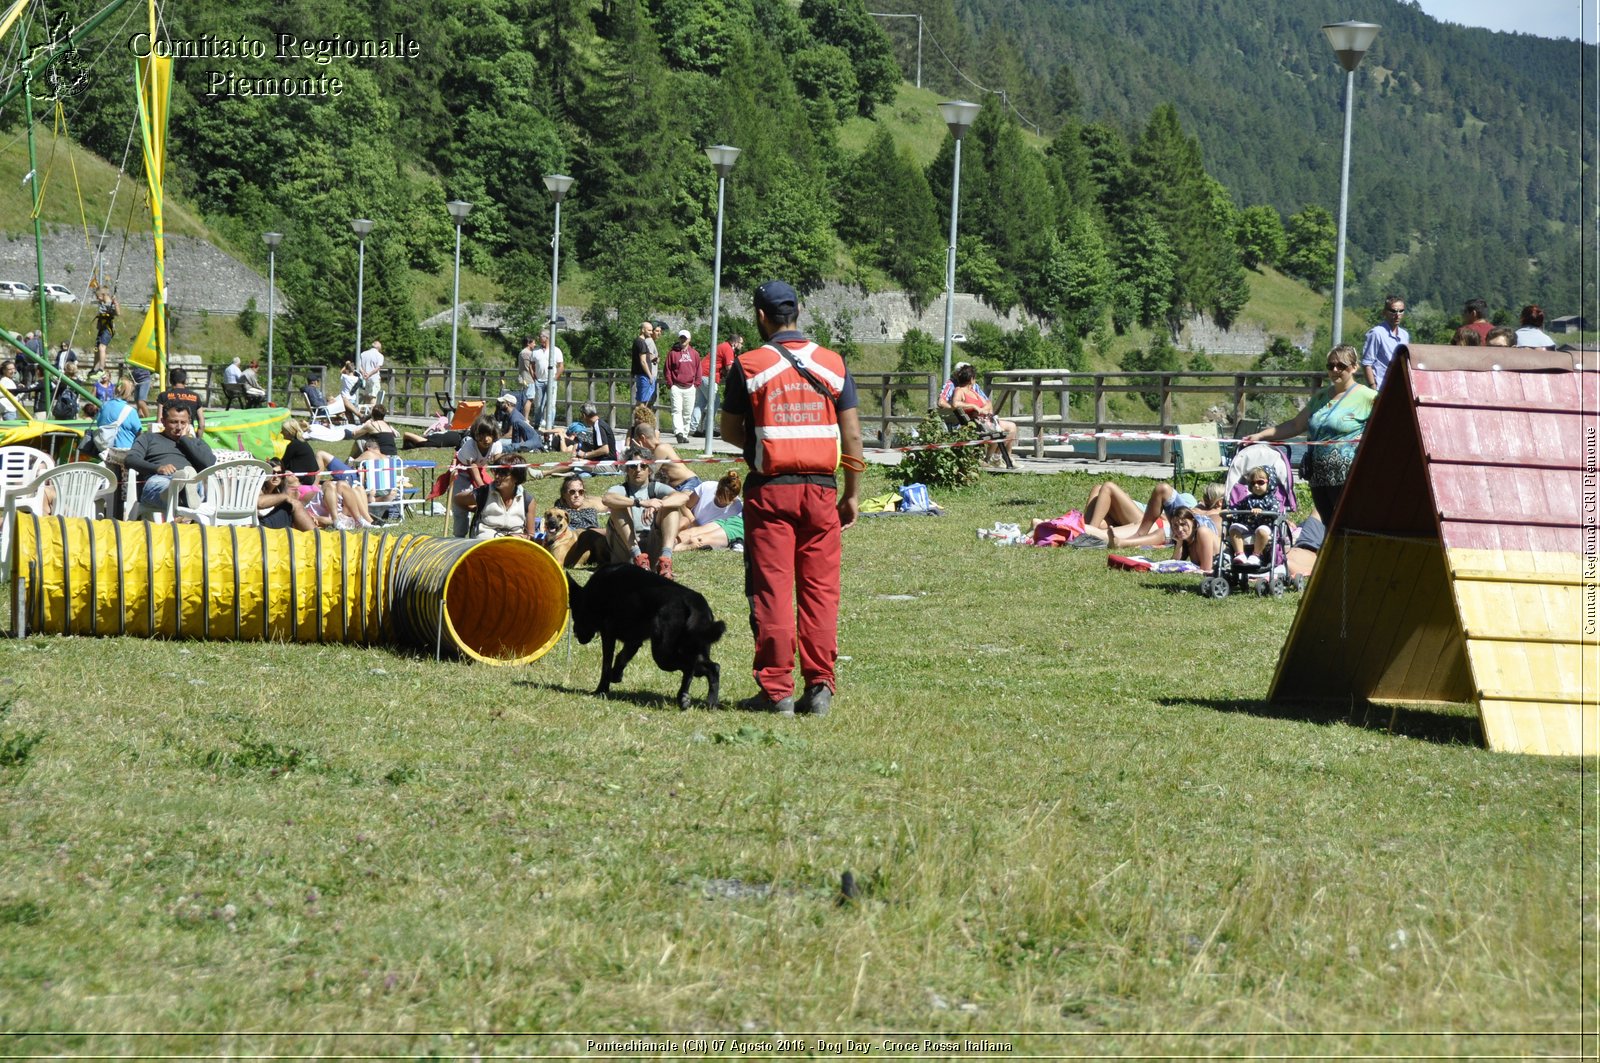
[0,228,282,315]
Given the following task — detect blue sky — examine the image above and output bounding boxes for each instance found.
[1414,0,1596,41]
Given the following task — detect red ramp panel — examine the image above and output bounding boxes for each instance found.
[1271,347,1598,756]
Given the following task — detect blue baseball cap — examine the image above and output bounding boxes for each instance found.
[754,280,798,317]
[1166,492,1198,514]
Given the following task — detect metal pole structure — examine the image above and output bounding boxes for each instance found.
[446,200,473,402]
[542,175,574,431]
[1331,69,1354,347]
[702,145,740,458]
[23,83,48,362]
[351,219,373,363]
[1321,21,1379,348]
[868,13,921,88]
[262,231,282,403]
[938,101,980,390]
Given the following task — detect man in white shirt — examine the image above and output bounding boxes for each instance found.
[357,339,385,400]
[530,329,564,429]
[517,337,539,420]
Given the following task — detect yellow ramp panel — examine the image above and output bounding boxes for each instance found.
[1478,698,1594,757]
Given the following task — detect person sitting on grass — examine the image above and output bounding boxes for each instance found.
[670,470,746,553]
[281,419,377,528]
[1170,504,1220,571]
[603,448,680,575]
[461,453,538,540]
[550,473,611,566]
[257,460,319,531]
[1285,508,1324,581]
[450,417,507,538]
[345,403,398,457]
[628,420,700,493]
[654,469,744,555]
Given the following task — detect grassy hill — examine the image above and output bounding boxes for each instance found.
[0,130,210,242]
[838,83,1049,168]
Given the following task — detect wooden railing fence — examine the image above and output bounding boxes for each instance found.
[183,362,1323,464]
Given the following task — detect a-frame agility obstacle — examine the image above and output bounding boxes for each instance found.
[1269,345,1597,757]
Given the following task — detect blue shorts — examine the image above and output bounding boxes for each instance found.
[97,328,113,347]
[632,375,656,405]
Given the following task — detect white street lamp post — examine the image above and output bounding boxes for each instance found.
[1322,21,1380,347]
[542,174,574,432]
[350,218,373,363]
[938,101,980,389]
[702,144,740,457]
[446,200,473,401]
[262,231,282,404]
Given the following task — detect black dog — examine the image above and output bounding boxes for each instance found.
[567,564,726,710]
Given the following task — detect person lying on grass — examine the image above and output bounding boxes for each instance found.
[1169,504,1221,571]
[1072,480,1225,549]
[659,470,745,553]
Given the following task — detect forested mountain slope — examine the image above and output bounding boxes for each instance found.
[10,0,1582,369]
[880,0,1586,316]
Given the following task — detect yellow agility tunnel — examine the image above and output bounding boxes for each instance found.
[8,516,568,665]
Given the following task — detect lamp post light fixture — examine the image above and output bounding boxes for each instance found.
[446,199,473,401]
[1321,20,1380,347]
[702,144,740,457]
[938,100,980,389]
[542,174,574,431]
[262,231,283,403]
[350,218,374,363]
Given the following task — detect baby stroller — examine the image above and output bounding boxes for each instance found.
[1198,442,1305,599]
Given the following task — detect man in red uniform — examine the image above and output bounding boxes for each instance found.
[721,281,863,717]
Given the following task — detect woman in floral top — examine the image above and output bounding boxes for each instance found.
[1244,344,1376,520]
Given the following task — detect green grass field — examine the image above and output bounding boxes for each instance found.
[0,463,1587,1056]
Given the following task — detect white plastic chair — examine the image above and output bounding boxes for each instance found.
[1,461,114,580]
[0,445,55,569]
[358,454,404,523]
[166,458,272,526]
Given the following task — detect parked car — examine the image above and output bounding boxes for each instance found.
[38,283,76,303]
[0,281,32,300]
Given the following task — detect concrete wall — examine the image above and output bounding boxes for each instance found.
[0,228,283,315]
[1177,315,1314,356]
[1,227,1307,359]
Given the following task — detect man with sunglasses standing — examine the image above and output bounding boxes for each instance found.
[1360,295,1410,389]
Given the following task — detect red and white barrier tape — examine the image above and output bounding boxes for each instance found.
[434,429,1354,476]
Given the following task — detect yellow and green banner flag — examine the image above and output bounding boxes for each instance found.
[128,45,170,381]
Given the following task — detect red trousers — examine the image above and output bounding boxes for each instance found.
[743,482,841,700]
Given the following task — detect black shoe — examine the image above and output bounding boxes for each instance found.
[796,684,832,717]
[737,693,794,716]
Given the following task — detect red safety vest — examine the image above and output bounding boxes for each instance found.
[742,341,846,476]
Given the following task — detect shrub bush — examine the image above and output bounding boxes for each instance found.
[889,413,982,490]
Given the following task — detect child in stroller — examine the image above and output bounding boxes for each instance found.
[1227,465,1282,567]
[1199,443,1301,599]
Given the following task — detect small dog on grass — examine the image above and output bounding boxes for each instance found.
[567,563,725,710]
[542,507,606,568]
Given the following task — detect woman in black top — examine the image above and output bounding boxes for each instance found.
[280,419,321,484]
[347,402,398,456]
